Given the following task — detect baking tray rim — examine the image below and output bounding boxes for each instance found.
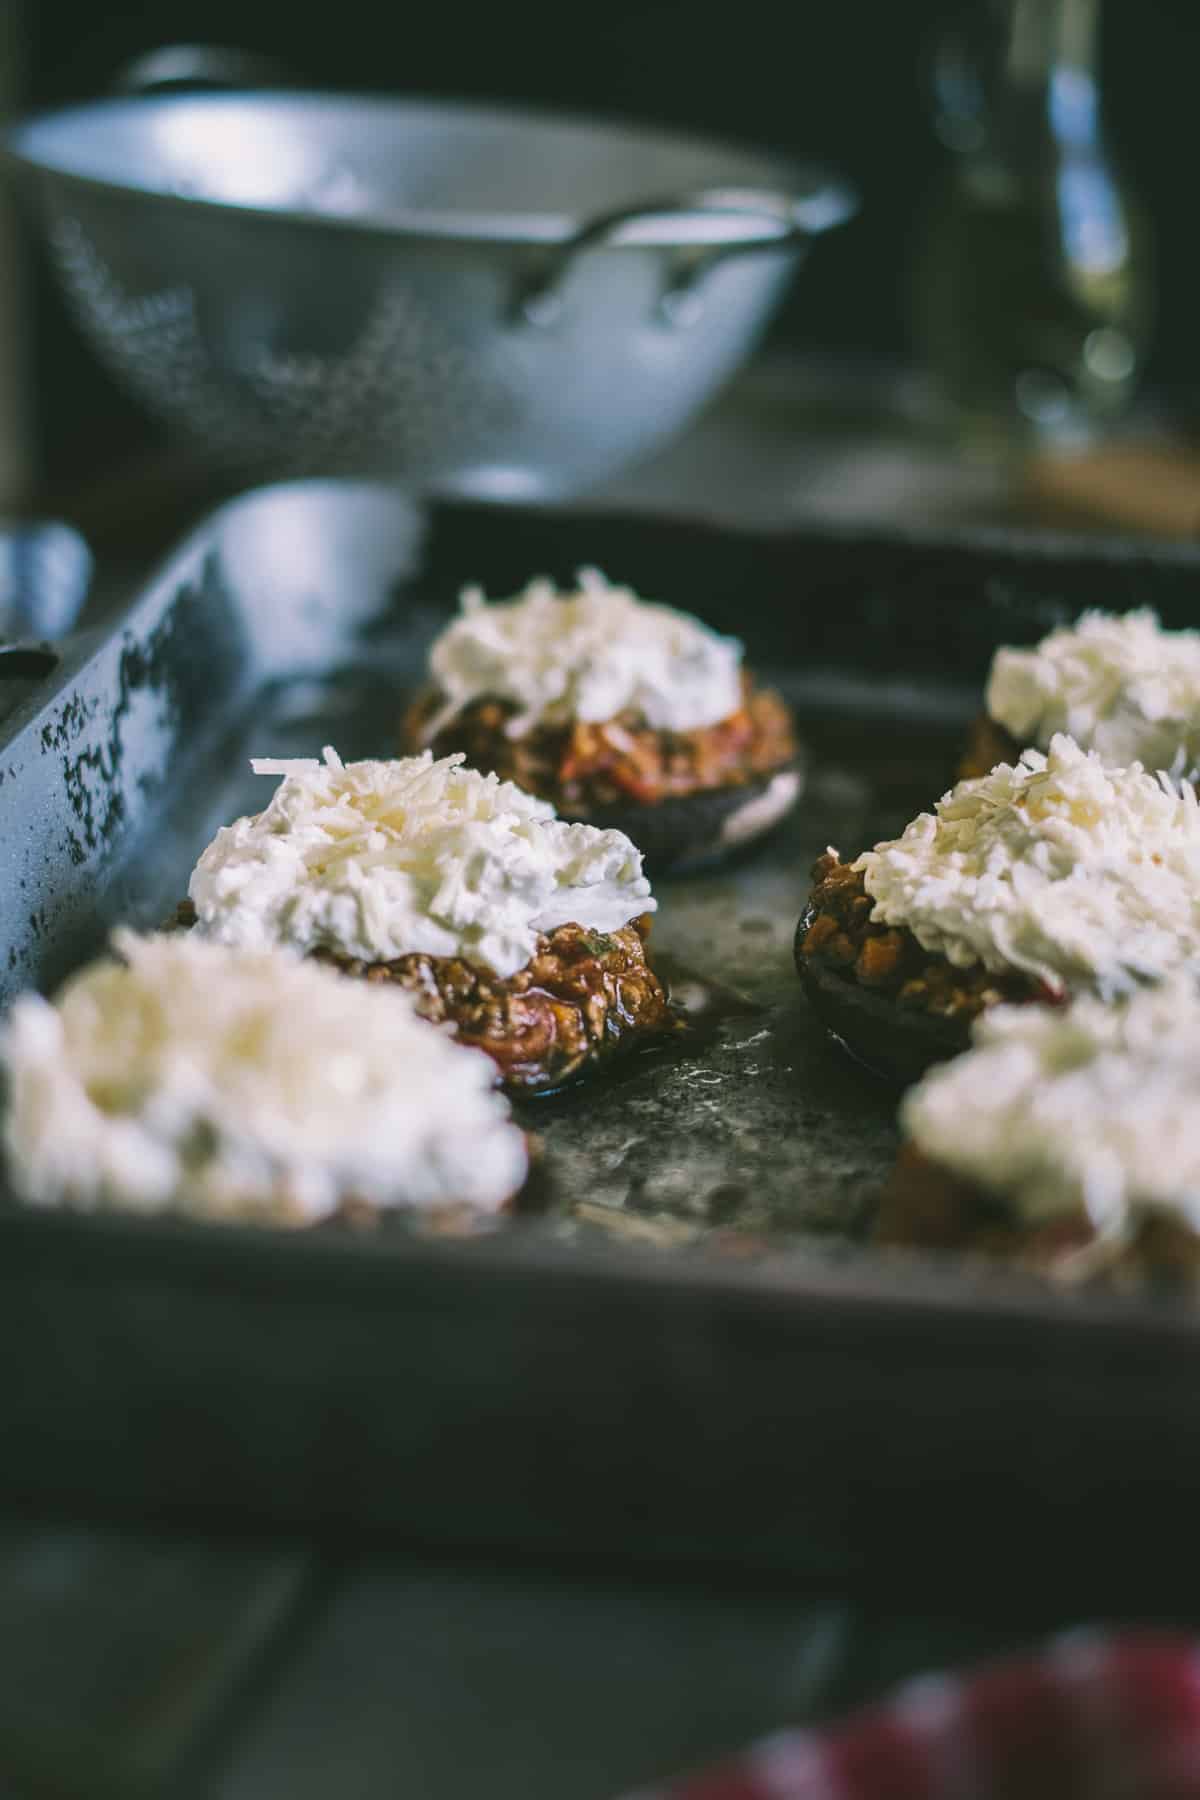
[4,1105,1200,1359]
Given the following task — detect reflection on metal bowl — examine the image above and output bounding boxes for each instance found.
[8,89,856,496]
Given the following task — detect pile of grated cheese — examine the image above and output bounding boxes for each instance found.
[421,566,745,738]
[987,608,1200,773]
[855,734,1200,995]
[1,931,527,1224]
[903,974,1200,1243]
[189,747,655,978]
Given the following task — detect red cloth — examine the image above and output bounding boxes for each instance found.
[620,1632,1200,1800]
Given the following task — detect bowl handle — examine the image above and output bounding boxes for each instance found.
[110,45,296,96]
[514,183,854,330]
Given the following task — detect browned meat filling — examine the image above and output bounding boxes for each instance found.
[315,915,673,1093]
[877,1144,1200,1289]
[959,712,1022,781]
[172,903,674,1094]
[401,675,797,814]
[800,851,1038,1024]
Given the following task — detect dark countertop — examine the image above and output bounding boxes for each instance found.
[0,1516,1097,1800]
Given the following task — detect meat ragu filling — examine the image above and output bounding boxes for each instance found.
[801,851,1039,1023]
[401,675,796,813]
[877,1144,1200,1288]
[171,904,674,1094]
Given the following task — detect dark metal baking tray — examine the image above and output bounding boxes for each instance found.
[4,481,1200,1604]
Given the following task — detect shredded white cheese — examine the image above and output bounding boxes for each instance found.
[987,608,1200,773]
[188,748,655,979]
[421,566,745,738]
[902,976,1200,1240]
[1,932,527,1224]
[855,734,1200,996]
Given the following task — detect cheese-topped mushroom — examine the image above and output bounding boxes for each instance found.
[987,609,1200,773]
[423,567,745,739]
[902,976,1200,1244]
[856,735,1200,997]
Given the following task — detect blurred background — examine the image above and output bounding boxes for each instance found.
[0,0,1196,514]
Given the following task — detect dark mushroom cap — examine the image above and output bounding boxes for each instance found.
[794,902,970,1086]
[581,761,803,876]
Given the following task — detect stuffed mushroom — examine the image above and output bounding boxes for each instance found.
[796,734,1200,1082]
[183,747,675,1094]
[401,568,801,872]
[876,976,1200,1290]
[962,608,1200,780]
[1,931,530,1227]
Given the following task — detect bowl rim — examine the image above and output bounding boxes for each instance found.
[5,89,858,251]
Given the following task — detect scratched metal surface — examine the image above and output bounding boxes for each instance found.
[519,708,961,1248]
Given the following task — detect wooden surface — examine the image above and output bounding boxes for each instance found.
[1,354,1189,1800]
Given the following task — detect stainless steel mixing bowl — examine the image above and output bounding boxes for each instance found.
[7,84,855,497]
